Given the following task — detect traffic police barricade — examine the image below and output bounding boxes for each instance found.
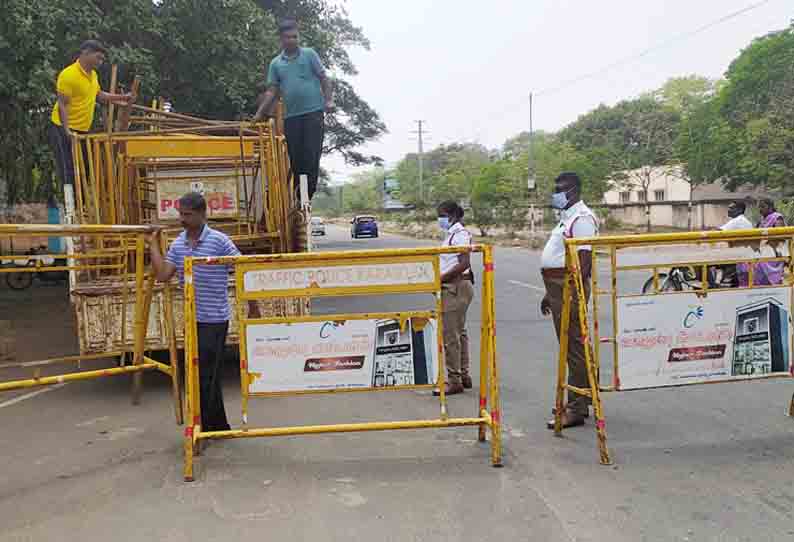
[552,227,794,464]
[0,224,182,423]
[181,245,502,481]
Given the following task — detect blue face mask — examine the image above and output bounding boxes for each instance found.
[551,189,570,210]
[438,217,451,231]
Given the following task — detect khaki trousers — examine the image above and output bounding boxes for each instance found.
[543,273,591,415]
[441,279,474,386]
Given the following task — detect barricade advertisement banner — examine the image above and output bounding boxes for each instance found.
[245,317,439,393]
[617,287,792,390]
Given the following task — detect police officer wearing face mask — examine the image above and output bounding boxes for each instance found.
[434,200,474,396]
[540,172,598,429]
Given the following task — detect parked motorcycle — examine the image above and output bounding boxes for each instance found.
[642,264,738,294]
[2,246,68,290]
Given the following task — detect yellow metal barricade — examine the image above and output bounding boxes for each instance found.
[181,246,502,481]
[553,227,794,464]
[0,224,182,424]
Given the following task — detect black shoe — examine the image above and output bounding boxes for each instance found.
[546,411,586,430]
[552,406,589,419]
[433,383,465,396]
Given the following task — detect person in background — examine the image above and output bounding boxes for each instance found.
[752,198,787,286]
[49,40,133,191]
[253,18,333,201]
[433,200,475,396]
[719,201,753,231]
[540,172,598,429]
[718,200,753,287]
[149,193,260,434]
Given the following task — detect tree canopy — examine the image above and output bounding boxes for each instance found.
[676,24,794,191]
[0,0,385,204]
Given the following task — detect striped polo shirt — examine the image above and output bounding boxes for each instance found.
[166,225,240,323]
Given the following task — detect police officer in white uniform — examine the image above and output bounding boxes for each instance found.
[434,200,474,395]
[540,172,598,429]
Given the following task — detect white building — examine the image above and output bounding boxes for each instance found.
[601,166,776,229]
[603,166,690,205]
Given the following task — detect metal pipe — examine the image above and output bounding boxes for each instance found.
[566,226,794,247]
[483,245,503,466]
[0,363,157,392]
[197,417,491,440]
[0,351,123,370]
[0,224,156,235]
[242,310,435,326]
[189,245,485,266]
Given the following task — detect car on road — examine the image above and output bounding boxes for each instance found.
[310,217,326,236]
[351,215,379,239]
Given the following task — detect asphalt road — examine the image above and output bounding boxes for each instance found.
[2,224,794,541]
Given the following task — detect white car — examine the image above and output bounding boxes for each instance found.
[310,217,326,236]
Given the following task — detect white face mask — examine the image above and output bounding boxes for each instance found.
[551,188,572,210]
[438,217,451,231]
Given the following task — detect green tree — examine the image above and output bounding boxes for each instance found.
[675,99,739,187]
[650,75,716,115]
[0,0,165,203]
[528,136,609,203]
[0,0,385,205]
[682,24,794,191]
[341,168,380,213]
[719,25,794,190]
[468,158,525,236]
[393,143,489,210]
[560,97,681,231]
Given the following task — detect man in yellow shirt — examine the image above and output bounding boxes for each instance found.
[48,40,133,189]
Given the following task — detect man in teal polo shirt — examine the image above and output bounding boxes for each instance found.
[253,18,333,201]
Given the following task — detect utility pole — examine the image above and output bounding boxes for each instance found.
[527,93,536,235]
[380,166,387,210]
[412,120,426,202]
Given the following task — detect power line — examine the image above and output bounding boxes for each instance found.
[473,0,775,139]
[535,0,774,97]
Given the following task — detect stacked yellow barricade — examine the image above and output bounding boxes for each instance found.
[0,224,182,423]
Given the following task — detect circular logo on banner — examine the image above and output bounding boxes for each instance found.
[683,306,705,329]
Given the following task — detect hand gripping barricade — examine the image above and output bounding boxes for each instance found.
[0,224,182,424]
[181,245,502,481]
[552,227,794,464]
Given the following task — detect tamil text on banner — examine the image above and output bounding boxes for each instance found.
[245,318,439,393]
[156,177,238,220]
[617,287,792,390]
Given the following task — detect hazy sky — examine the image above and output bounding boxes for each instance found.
[324,0,792,183]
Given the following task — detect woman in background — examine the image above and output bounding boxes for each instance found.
[752,198,786,286]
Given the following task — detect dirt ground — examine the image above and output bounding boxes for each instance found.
[0,277,77,367]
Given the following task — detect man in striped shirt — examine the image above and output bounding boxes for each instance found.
[149,192,259,432]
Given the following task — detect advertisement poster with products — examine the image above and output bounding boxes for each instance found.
[245,318,438,393]
[617,287,792,390]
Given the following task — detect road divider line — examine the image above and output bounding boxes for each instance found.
[508,280,546,293]
[0,383,67,409]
